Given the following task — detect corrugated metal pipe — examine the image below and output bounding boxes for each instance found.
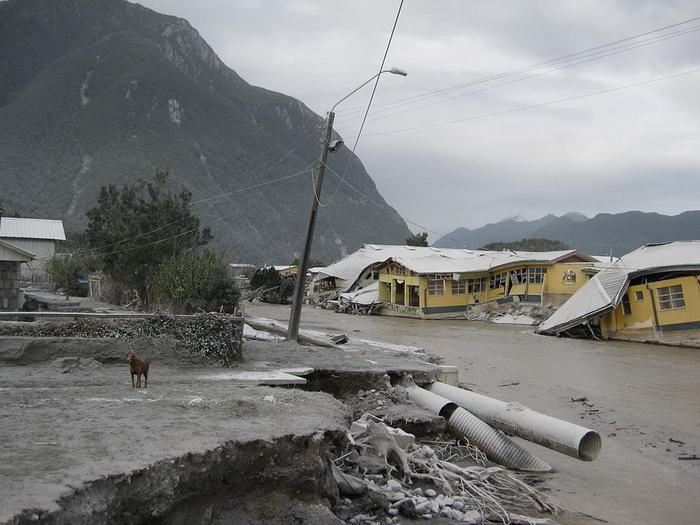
[427,382,601,462]
[407,386,553,472]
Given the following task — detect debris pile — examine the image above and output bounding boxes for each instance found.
[333,414,561,524]
[4,313,243,366]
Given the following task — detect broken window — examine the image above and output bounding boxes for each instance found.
[510,268,527,285]
[490,272,506,289]
[657,284,685,311]
[468,278,486,294]
[528,267,547,284]
[428,278,444,296]
[451,279,467,294]
[622,294,632,316]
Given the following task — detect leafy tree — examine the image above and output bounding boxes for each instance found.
[44,253,98,296]
[249,266,295,304]
[85,170,211,300]
[479,238,570,252]
[152,249,240,314]
[406,231,429,247]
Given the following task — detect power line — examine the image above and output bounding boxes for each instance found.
[336,14,700,119]
[349,66,700,139]
[314,0,404,208]
[338,24,700,130]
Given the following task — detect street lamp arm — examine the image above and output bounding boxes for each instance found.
[330,68,408,112]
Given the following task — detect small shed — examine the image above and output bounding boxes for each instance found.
[0,239,35,310]
[0,217,66,282]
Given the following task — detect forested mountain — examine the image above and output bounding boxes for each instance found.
[0,0,410,263]
[434,211,700,256]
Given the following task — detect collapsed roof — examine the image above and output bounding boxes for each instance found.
[537,241,700,334]
[318,244,597,292]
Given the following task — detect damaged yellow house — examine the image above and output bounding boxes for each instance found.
[538,241,700,348]
[375,248,599,318]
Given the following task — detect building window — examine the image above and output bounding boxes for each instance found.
[490,272,506,289]
[635,290,644,302]
[428,278,444,296]
[468,278,485,294]
[510,268,527,285]
[621,294,632,315]
[528,267,547,284]
[657,285,685,311]
[451,279,466,294]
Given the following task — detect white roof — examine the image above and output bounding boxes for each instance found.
[339,281,379,305]
[538,241,700,334]
[318,244,595,292]
[0,217,66,241]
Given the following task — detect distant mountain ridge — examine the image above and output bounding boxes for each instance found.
[0,0,410,263]
[433,211,700,256]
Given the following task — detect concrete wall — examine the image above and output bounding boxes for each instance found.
[0,261,21,310]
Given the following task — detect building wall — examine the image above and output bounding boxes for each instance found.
[379,261,593,317]
[600,274,700,347]
[0,261,22,310]
[3,238,55,281]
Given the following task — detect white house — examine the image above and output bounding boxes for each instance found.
[0,217,66,282]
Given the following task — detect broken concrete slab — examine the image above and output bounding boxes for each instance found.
[197,370,307,385]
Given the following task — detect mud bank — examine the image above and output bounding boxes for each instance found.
[0,360,348,524]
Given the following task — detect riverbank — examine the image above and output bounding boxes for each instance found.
[246,303,700,525]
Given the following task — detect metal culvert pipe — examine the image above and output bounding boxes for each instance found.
[408,386,553,472]
[427,382,602,461]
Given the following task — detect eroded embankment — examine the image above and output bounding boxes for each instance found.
[10,431,347,525]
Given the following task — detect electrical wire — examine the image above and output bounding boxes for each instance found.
[347,66,700,139]
[314,0,404,208]
[336,14,700,119]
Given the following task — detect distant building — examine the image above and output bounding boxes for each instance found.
[271,265,298,278]
[538,241,700,347]
[0,217,66,282]
[311,245,599,319]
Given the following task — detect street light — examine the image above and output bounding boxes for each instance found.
[287,67,408,341]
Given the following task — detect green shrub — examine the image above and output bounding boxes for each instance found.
[44,254,95,296]
[152,250,240,314]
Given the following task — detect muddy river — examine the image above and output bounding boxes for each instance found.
[247,303,700,525]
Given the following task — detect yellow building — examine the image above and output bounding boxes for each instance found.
[538,242,700,348]
[375,249,598,319]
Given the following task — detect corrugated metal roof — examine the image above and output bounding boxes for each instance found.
[537,241,700,334]
[0,217,66,241]
[317,245,595,292]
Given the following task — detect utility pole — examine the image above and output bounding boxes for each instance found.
[287,111,335,341]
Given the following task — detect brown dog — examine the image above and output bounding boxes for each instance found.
[127,352,149,388]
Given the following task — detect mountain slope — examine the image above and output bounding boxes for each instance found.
[434,211,700,256]
[0,0,410,263]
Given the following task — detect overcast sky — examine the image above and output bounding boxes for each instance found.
[137,0,700,238]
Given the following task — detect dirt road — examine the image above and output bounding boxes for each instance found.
[248,303,700,525]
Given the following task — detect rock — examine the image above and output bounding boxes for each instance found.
[421,445,435,458]
[386,479,402,492]
[452,500,464,511]
[413,487,423,497]
[414,501,430,514]
[188,396,205,407]
[449,509,463,520]
[424,488,437,497]
[443,497,454,506]
[421,514,433,520]
[398,499,417,519]
[385,492,404,502]
[388,508,399,516]
[262,395,275,402]
[428,501,440,514]
[460,510,483,524]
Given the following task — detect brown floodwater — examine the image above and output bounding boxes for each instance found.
[248,303,700,525]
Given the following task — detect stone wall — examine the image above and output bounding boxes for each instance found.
[0,261,21,310]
